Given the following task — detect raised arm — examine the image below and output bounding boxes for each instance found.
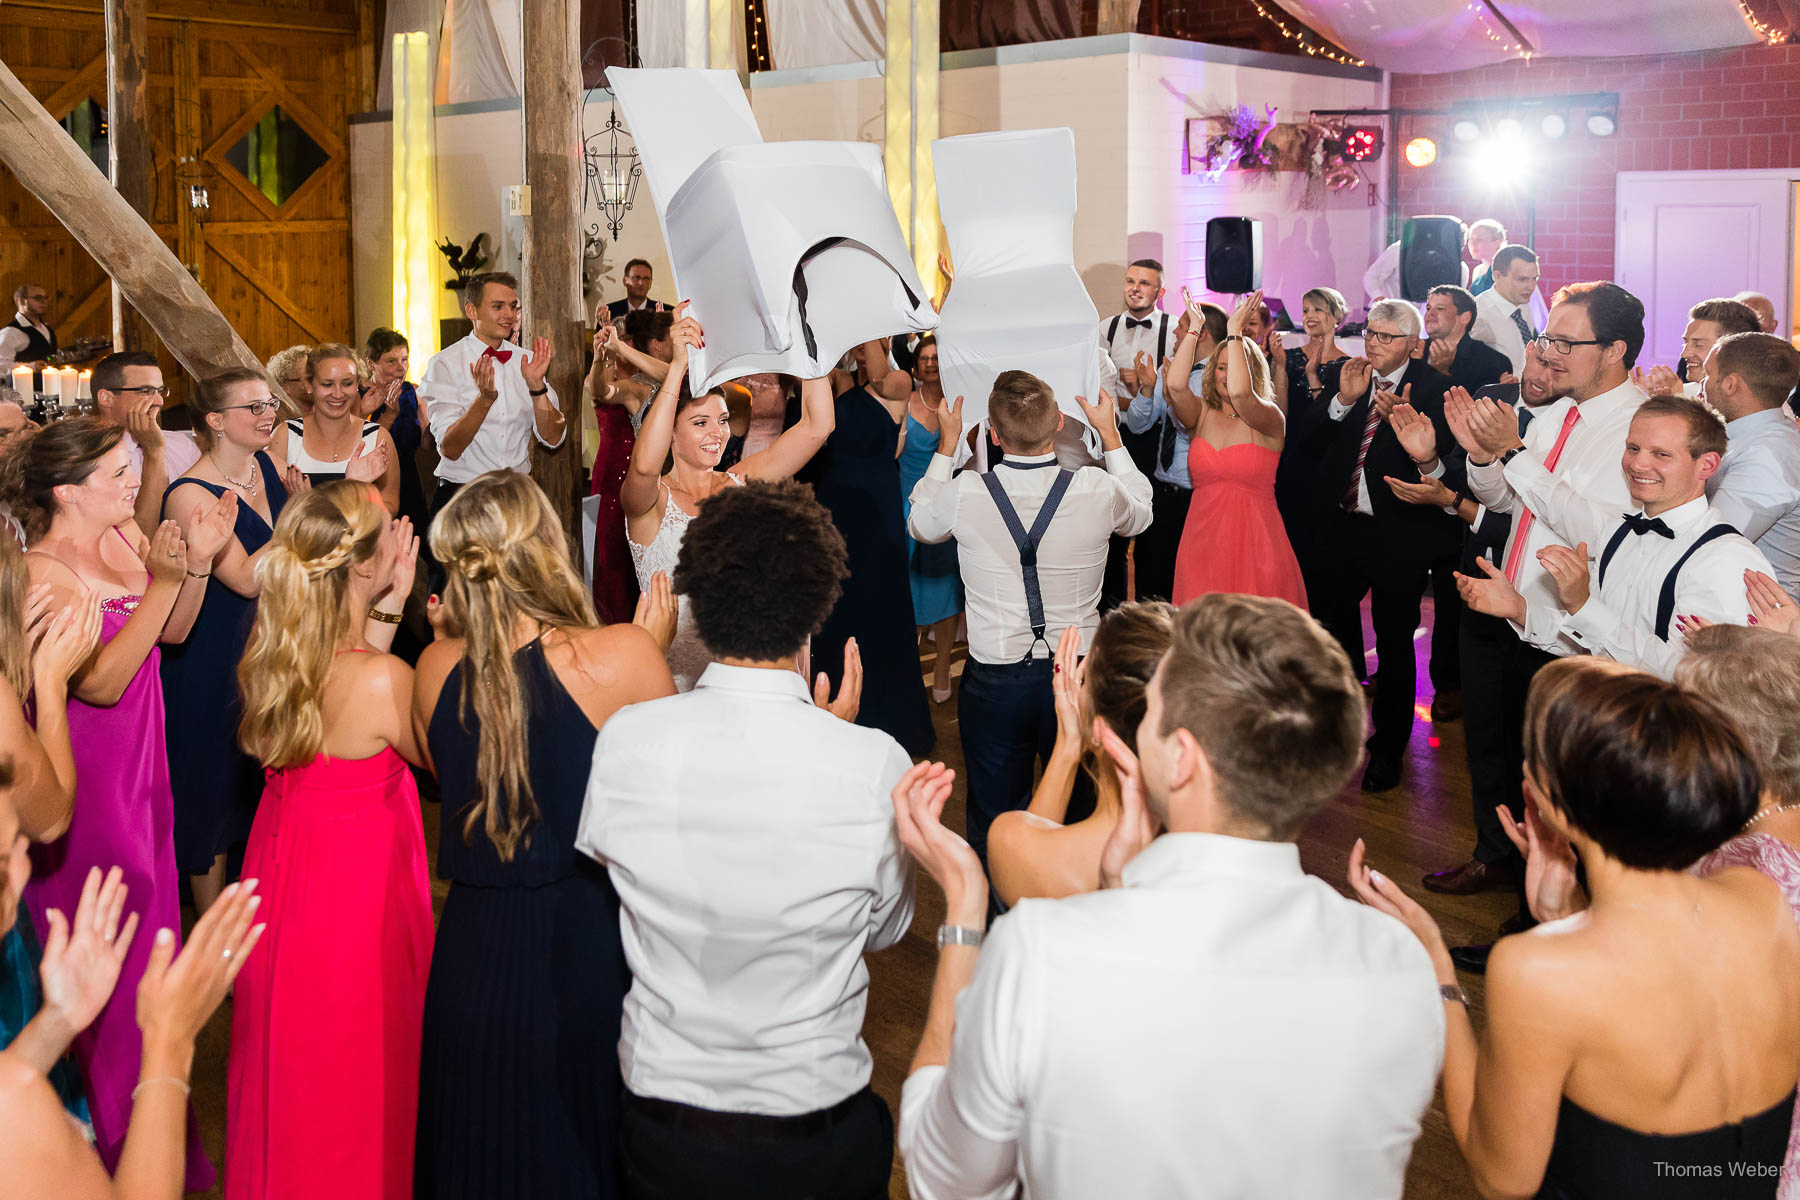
[593,321,670,383]
[621,309,699,521]
[162,483,257,599]
[736,372,835,481]
[30,529,182,706]
[1221,336,1286,440]
[157,492,237,645]
[1166,293,1207,433]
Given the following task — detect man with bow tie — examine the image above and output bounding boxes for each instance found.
[1457,394,1769,681]
[1098,259,1176,608]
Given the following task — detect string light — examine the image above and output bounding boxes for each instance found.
[1464,0,1530,61]
[1246,0,1365,67]
[1737,0,1792,44]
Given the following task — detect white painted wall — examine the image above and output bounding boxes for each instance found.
[351,37,1385,343]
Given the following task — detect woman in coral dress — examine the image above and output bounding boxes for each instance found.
[1168,290,1308,609]
[228,480,431,1200]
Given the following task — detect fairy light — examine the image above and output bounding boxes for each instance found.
[1246,0,1365,67]
[1465,0,1530,60]
[1737,0,1792,43]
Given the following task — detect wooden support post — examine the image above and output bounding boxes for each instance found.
[0,55,267,380]
[520,0,587,550]
[1096,0,1143,35]
[104,0,156,352]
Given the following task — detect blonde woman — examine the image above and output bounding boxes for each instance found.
[227,480,428,1199]
[1166,289,1306,607]
[270,343,397,513]
[410,471,674,1198]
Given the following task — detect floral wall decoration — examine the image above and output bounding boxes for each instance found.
[1183,104,1375,207]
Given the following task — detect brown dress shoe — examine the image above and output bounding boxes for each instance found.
[1421,857,1520,895]
[1429,690,1463,722]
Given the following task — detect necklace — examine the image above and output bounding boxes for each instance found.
[314,419,359,462]
[1741,802,1800,834]
[210,453,258,498]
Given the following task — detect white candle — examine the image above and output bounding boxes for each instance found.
[57,366,77,404]
[8,365,29,397]
[76,369,91,400]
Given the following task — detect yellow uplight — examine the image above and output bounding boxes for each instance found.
[1405,136,1439,168]
[392,32,438,358]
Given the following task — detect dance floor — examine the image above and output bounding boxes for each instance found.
[180,598,1499,1198]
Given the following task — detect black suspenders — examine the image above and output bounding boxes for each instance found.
[979,468,1076,659]
[1597,521,1738,641]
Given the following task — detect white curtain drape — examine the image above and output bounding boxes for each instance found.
[376,0,443,109]
[637,0,747,70]
[1268,0,1761,72]
[766,0,883,69]
[431,0,522,102]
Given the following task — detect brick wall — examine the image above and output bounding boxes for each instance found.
[1389,42,1800,300]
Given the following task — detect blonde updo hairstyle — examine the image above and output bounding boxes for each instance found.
[429,471,598,861]
[238,479,388,769]
[1199,333,1274,413]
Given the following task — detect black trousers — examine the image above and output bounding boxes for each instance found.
[1428,554,1464,693]
[1134,479,1192,604]
[423,478,463,596]
[1461,612,1557,866]
[1317,512,1435,760]
[620,1087,892,1200]
[958,656,1095,872]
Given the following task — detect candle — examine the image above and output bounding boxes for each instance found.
[76,369,91,400]
[57,366,77,405]
[9,365,29,397]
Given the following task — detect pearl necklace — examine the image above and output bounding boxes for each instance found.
[1741,802,1800,835]
[210,454,258,499]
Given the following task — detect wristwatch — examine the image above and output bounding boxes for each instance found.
[937,925,985,950]
[1440,982,1470,1007]
[1499,445,1526,466]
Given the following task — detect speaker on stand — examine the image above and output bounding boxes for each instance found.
[1205,217,1263,295]
[1399,215,1464,302]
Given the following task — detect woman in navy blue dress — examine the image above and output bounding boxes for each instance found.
[159,368,293,914]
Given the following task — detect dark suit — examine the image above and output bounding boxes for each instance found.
[1441,334,1511,394]
[606,297,670,321]
[1299,357,1464,761]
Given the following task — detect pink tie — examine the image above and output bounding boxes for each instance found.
[1342,380,1394,512]
[1503,406,1581,584]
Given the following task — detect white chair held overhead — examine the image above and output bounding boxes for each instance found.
[605,67,938,395]
[931,128,1099,438]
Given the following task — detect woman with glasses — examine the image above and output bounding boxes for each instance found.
[266,344,313,415]
[159,369,299,917]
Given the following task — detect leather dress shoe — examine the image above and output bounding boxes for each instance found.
[1421,857,1520,896]
[1429,689,1463,722]
[1449,912,1538,975]
[1361,754,1403,793]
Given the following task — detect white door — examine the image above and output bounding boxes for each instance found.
[1616,170,1795,367]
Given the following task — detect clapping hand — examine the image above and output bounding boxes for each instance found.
[39,866,138,1038]
[1337,357,1375,404]
[136,880,264,1055]
[813,637,862,722]
[281,464,311,496]
[378,516,418,604]
[1497,803,1586,923]
[632,570,677,652]
[1385,474,1457,509]
[1050,626,1087,750]
[1346,838,1449,966]
[1537,543,1590,613]
[344,437,390,486]
[1385,400,1437,467]
[23,583,54,653]
[1445,386,1522,459]
[1226,290,1264,339]
[1264,327,1288,386]
[469,353,499,402]
[1371,381,1408,424]
[1426,336,1456,372]
[891,761,983,924]
[1454,556,1526,622]
[1744,569,1800,634]
[1631,364,1683,398]
[144,520,189,585]
[1096,722,1158,889]
[184,489,239,567]
[32,590,101,684]
[521,336,553,392]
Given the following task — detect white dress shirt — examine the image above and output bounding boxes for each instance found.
[0,314,50,369]
[1098,310,1172,399]
[908,449,1152,663]
[1468,379,1646,653]
[1709,405,1800,597]
[419,333,563,484]
[1517,495,1769,678]
[575,663,915,1116]
[1326,363,1448,515]
[1470,288,1534,376]
[1124,360,1205,489]
[128,430,202,485]
[899,834,1444,1200]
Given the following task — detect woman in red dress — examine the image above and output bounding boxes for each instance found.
[1168,290,1308,609]
[227,480,431,1199]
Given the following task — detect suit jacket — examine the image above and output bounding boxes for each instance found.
[606,297,670,321]
[1298,358,1467,563]
[1443,335,1512,394]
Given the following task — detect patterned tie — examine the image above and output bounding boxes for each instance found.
[1342,379,1394,512]
[1503,406,1581,583]
[482,345,513,365]
[1510,308,1535,346]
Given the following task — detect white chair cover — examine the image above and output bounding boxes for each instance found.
[605,67,938,395]
[931,128,1100,440]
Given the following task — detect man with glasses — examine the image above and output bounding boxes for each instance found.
[1300,299,1462,793]
[0,283,57,389]
[1425,281,1648,972]
[92,350,201,537]
[605,259,670,321]
[1470,245,1541,376]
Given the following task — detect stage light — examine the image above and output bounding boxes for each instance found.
[1451,117,1482,143]
[1540,112,1568,139]
[1587,111,1617,137]
[1404,136,1438,167]
[1344,125,1384,162]
[1467,137,1528,183]
[1494,116,1524,141]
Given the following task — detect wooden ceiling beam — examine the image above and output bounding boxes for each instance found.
[5,0,357,32]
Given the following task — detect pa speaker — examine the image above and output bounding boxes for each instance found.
[1205,217,1262,294]
[1400,216,1464,302]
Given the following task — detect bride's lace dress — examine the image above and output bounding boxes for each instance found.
[627,476,741,691]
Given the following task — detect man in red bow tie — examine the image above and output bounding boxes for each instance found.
[419,271,568,581]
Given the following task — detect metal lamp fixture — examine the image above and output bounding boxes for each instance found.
[584,107,642,242]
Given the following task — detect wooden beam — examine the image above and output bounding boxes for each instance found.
[0,55,268,384]
[519,0,587,552]
[105,0,156,352]
[6,0,358,32]
[1096,0,1143,35]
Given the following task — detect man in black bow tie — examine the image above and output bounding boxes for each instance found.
[1456,394,1770,680]
[1098,259,1175,608]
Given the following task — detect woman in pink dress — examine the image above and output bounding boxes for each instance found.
[1,417,235,1188]
[229,479,431,1199]
[1168,291,1307,609]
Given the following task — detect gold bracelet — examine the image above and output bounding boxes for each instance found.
[367,607,402,625]
[185,570,210,580]
[131,1075,191,1101]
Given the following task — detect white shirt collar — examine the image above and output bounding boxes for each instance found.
[1378,362,1408,390]
[1726,405,1795,434]
[1572,377,1644,421]
[693,661,814,702]
[1119,832,1303,888]
[1001,451,1058,465]
[1633,494,1714,534]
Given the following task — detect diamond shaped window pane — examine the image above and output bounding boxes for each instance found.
[62,99,108,174]
[224,106,329,206]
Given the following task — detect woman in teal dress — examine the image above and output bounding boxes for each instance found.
[899,338,962,703]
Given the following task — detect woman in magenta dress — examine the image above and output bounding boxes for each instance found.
[1167,290,1308,609]
[0,417,235,1188]
[229,479,431,1199]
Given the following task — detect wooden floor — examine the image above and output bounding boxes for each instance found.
[181,598,1500,1198]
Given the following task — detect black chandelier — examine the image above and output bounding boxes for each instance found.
[584,107,642,242]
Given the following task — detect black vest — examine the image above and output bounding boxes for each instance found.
[9,314,57,391]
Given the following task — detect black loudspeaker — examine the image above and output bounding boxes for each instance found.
[1400,215,1464,302]
[1205,217,1262,294]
